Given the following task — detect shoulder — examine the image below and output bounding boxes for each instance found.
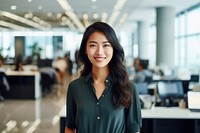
[68,77,86,91]
[129,80,139,94]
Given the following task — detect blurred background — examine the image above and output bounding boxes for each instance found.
[0,0,200,133]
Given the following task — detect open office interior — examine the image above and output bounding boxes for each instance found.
[0,0,200,133]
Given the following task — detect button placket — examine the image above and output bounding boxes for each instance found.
[96,99,101,121]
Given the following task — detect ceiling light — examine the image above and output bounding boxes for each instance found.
[83,13,90,27]
[11,5,17,10]
[116,13,128,28]
[27,0,32,2]
[101,12,107,22]
[93,13,99,19]
[83,13,88,19]
[108,0,127,25]
[114,0,126,10]
[24,13,29,19]
[0,20,29,30]
[57,13,62,19]
[91,0,97,2]
[24,12,33,19]
[33,16,40,22]
[47,12,52,17]
[57,0,72,11]
[57,0,85,31]
[0,11,49,30]
[61,16,67,21]
[38,5,43,10]
[108,10,120,25]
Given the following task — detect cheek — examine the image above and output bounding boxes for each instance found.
[107,49,114,56]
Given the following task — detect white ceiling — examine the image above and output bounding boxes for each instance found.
[0,0,199,31]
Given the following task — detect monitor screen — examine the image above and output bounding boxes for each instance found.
[157,81,184,99]
[135,82,148,94]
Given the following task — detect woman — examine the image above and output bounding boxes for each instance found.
[66,22,142,133]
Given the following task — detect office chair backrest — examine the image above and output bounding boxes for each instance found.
[145,76,153,83]
[190,75,199,82]
[0,71,10,91]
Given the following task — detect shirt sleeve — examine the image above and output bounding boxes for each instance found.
[125,82,142,132]
[66,82,77,129]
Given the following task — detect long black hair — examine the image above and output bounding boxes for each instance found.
[78,22,132,108]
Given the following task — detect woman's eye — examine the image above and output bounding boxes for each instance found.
[104,44,111,47]
[89,44,96,47]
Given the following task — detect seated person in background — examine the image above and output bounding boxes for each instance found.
[39,61,57,94]
[133,57,140,72]
[0,57,6,72]
[52,57,67,85]
[14,56,23,71]
[133,59,153,83]
[0,57,10,99]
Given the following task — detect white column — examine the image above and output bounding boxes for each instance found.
[138,21,148,59]
[156,7,175,66]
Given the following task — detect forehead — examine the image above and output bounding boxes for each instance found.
[87,31,108,41]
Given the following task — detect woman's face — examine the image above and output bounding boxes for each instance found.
[86,31,113,69]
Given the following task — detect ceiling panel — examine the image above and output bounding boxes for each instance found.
[0,0,199,31]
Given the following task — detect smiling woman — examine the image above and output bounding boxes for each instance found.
[86,31,113,69]
[65,22,142,133]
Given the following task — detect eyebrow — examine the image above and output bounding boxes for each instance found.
[88,41,97,44]
[88,41,110,44]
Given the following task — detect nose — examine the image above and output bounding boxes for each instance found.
[96,45,103,55]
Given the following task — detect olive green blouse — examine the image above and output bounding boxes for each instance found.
[66,73,142,133]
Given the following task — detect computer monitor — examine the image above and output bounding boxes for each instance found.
[135,82,148,94]
[157,81,184,107]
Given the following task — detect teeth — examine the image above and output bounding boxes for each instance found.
[95,57,105,61]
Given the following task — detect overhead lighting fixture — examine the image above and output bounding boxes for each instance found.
[114,0,126,10]
[0,11,50,30]
[93,13,99,19]
[57,13,62,19]
[11,5,17,10]
[108,10,120,25]
[101,12,108,22]
[91,0,97,2]
[108,0,127,25]
[0,20,29,30]
[83,13,90,27]
[47,12,52,17]
[24,12,33,19]
[27,0,32,2]
[38,5,43,10]
[116,13,128,28]
[32,16,40,22]
[57,0,85,31]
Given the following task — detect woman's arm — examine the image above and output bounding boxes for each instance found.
[65,127,76,133]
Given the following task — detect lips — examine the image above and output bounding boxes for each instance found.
[94,57,106,62]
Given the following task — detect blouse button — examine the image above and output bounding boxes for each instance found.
[102,95,104,97]
[97,102,99,105]
[97,116,100,120]
[105,80,108,82]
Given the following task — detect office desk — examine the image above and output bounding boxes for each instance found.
[59,106,200,133]
[4,71,41,99]
[142,107,200,133]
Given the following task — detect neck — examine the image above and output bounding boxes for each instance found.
[92,67,109,82]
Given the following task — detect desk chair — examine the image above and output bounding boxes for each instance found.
[145,76,153,84]
[0,72,10,102]
[190,74,199,82]
[40,72,57,94]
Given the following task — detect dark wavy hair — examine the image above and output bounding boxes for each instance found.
[78,22,132,108]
